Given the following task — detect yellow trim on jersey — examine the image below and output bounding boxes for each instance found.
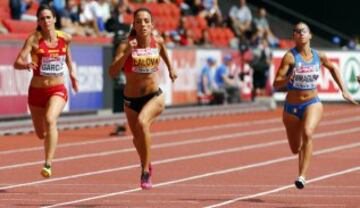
[56,30,66,39]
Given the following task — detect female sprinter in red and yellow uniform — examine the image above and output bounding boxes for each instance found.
[109,8,177,189]
[14,4,78,178]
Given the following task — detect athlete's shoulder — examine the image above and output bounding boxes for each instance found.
[153,35,164,46]
[315,50,328,63]
[26,31,40,43]
[56,30,72,43]
[283,50,295,62]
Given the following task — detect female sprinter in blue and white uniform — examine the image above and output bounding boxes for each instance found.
[109,8,177,190]
[273,22,358,189]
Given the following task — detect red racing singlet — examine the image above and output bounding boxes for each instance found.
[123,37,161,74]
[31,30,68,77]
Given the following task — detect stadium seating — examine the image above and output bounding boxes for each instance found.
[2,19,37,34]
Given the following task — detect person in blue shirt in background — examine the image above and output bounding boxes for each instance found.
[198,57,219,104]
[215,54,241,104]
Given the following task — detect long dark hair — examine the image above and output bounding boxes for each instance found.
[129,8,153,37]
[36,4,56,31]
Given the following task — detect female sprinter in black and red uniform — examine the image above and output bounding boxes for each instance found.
[14,4,78,178]
[109,8,177,190]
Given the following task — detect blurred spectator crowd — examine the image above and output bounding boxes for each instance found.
[1,0,283,51]
[1,0,359,49]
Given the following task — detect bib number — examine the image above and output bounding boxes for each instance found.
[40,56,65,76]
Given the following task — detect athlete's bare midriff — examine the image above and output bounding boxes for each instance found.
[286,89,318,104]
[124,73,159,97]
[30,76,65,88]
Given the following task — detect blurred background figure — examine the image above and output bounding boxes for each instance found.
[228,0,252,41]
[198,0,222,27]
[215,54,241,104]
[253,7,279,48]
[79,0,106,36]
[10,0,37,21]
[250,38,272,100]
[198,57,217,105]
[105,0,132,48]
[106,0,132,136]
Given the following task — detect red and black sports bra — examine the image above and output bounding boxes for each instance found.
[123,36,161,74]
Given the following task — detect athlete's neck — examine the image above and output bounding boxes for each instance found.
[296,45,311,57]
[42,29,57,43]
[137,36,151,48]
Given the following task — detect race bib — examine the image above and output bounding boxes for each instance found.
[131,48,160,73]
[40,55,66,76]
[292,65,320,89]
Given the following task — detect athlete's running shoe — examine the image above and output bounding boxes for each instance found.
[41,164,52,178]
[140,171,152,190]
[294,176,306,189]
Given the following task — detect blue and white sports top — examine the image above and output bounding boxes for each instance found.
[287,48,321,90]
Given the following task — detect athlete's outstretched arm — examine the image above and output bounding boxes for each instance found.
[13,33,38,70]
[109,41,131,78]
[319,51,358,105]
[158,37,177,82]
[273,51,294,91]
[63,33,79,92]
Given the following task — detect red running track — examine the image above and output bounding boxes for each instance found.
[0,104,359,208]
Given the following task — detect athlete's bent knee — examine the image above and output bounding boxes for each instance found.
[303,127,315,139]
[35,131,46,140]
[290,148,299,154]
[137,116,150,131]
[45,116,57,128]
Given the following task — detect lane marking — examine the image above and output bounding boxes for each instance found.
[1,117,359,171]
[0,118,279,155]
[2,109,358,155]
[204,166,360,208]
[40,143,360,208]
[1,126,359,191]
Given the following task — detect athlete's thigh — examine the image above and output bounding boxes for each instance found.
[283,110,303,152]
[29,105,46,138]
[302,102,323,134]
[45,96,66,121]
[124,105,139,136]
[139,94,165,124]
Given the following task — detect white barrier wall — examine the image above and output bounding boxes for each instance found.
[1,45,360,116]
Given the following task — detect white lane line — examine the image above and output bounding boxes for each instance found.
[0,116,360,171]
[0,137,285,191]
[2,108,358,155]
[1,116,359,171]
[0,117,279,155]
[204,166,360,208]
[1,126,359,191]
[0,127,283,170]
[40,142,360,208]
